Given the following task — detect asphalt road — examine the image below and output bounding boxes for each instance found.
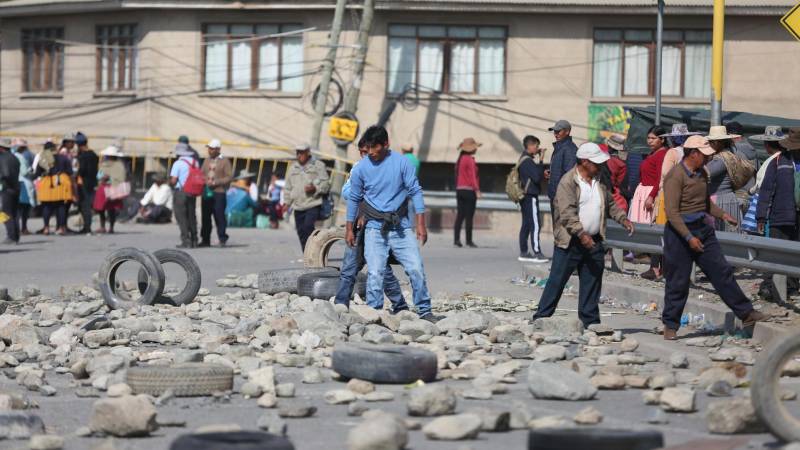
[0,217,792,450]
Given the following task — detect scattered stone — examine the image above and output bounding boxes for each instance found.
[0,413,45,439]
[240,382,263,398]
[436,311,497,334]
[407,385,457,417]
[695,367,741,388]
[587,324,613,335]
[325,389,357,405]
[624,375,650,389]
[649,372,677,390]
[422,413,482,440]
[528,415,572,429]
[620,338,639,352]
[347,414,408,450]
[660,388,696,413]
[645,409,669,424]
[527,362,597,401]
[106,384,132,398]
[670,352,690,369]
[464,407,510,432]
[532,317,583,336]
[574,406,603,425]
[278,402,316,418]
[590,374,626,390]
[489,325,525,343]
[89,395,158,437]
[706,398,765,434]
[257,393,277,409]
[302,367,325,384]
[275,383,295,398]
[28,434,64,450]
[533,344,567,362]
[347,379,375,395]
[642,390,661,405]
[362,391,395,402]
[257,412,287,436]
[508,342,533,359]
[706,381,733,397]
[348,402,370,417]
[195,424,242,434]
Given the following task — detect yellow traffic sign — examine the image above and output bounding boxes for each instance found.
[781,2,800,41]
[328,116,359,143]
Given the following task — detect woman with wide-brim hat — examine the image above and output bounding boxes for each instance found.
[93,145,129,234]
[454,137,482,248]
[705,125,753,232]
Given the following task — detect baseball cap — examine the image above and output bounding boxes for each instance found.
[548,120,572,132]
[294,143,312,152]
[576,142,610,164]
[206,139,221,149]
[683,135,715,155]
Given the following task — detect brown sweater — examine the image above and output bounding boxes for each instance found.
[201,157,232,193]
[663,161,725,240]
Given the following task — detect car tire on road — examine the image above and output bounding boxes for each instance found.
[332,342,437,384]
[170,431,294,450]
[303,227,345,268]
[99,247,165,310]
[126,363,234,397]
[528,428,664,450]
[136,248,202,306]
[752,332,800,442]
[258,268,337,295]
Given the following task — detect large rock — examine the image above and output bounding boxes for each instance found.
[83,329,115,347]
[706,398,765,434]
[695,367,742,388]
[48,326,78,347]
[347,414,408,450]
[659,388,695,413]
[398,319,439,339]
[0,315,40,346]
[407,385,456,417]
[532,317,583,336]
[489,325,525,343]
[436,311,497,334]
[89,395,158,437]
[527,362,597,400]
[248,367,276,394]
[422,414,482,440]
[534,344,567,362]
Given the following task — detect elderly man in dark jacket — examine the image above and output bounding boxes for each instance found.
[546,120,578,201]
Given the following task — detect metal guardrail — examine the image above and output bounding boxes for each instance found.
[423,191,551,213]
[605,221,800,301]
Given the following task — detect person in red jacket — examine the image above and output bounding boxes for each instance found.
[454,137,481,248]
[602,134,629,212]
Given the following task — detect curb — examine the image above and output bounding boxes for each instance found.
[523,263,790,345]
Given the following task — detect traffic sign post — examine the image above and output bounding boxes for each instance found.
[328,112,360,147]
[782,2,800,41]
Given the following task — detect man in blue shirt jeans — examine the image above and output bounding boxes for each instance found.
[345,126,442,322]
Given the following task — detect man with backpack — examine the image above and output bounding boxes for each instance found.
[513,135,547,262]
[170,143,203,248]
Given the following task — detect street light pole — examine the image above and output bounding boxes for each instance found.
[710,0,725,126]
[309,0,347,149]
[654,0,664,125]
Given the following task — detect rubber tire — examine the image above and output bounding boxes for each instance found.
[257,267,337,294]
[126,363,234,397]
[332,342,437,384]
[136,248,202,306]
[751,332,800,442]
[303,227,346,268]
[528,428,664,450]
[98,247,165,310]
[170,431,294,450]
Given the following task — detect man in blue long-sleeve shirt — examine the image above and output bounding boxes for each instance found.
[345,125,442,322]
[547,119,578,201]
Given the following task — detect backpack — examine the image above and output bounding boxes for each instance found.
[181,159,205,196]
[505,155,532,202]
[716,151,755,191]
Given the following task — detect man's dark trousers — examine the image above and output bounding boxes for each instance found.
[173,190,197,246]
[662,221,753,331]
[1,190,19,242]
[532,236,605,327]
[201,192,228,244]
[78,185,95,232]
[519,194,541,254]
[294,206,320,251]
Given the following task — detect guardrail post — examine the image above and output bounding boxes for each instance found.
[610,248,625,272]
[772,274,788,303]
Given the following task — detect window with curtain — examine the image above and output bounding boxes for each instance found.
[96,25,137,92]
[22,27,65,92]
[203,24,304,92]
[592,28,711,98]
[387,24,506,95]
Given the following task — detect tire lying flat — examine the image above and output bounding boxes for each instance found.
[528,428,664,450]
[258,267,337,295]
[170,431,294,450]
[332,342,437,384]
[136,248,202,306]
[99,247,165,310]
[752,332,800,442]
[126,363,234,397]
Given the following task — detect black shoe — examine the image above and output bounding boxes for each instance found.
[390,306,410,315]
[198,241,211,248]
[466,242,478,248]
[420,313,444,323]
[219,240,227,248]
[454,241,463,248]
[532,252,549,263]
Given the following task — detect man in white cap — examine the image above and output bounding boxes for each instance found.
[284,143,330,250]
[200,139,232,247]
[531,142,634,328]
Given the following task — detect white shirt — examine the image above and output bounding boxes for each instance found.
[140,183,173,210]
[576,174,602,236]
[752,152,780,193]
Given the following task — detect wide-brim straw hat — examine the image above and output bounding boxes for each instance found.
[458,137,481,153]
[779,127,800,151]
[605,133,626,152]
[749,125,786,142]
[659,123,702,138]
[706,125,740,141]
[101,145,124,157]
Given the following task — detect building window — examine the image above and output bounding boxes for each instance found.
[592,29,712,99]
[22,27,64,92]
[203,24,304,92]
[96,25,138,92]
[387,24,506,96]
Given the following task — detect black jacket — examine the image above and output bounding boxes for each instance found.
[756,152,797,227]
[518,155,544,196]
[0,151,20,193]
[77,150,99,190]
[547,136,578,200]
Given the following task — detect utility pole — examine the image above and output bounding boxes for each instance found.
[710,0,725,126]
[309,0,347,149]
[654,0,664,125]
[328,0,376,226]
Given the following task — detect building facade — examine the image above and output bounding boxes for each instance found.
[0,0,797,191]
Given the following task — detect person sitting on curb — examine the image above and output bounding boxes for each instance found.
[531,143,634,329]
[138,172,173,224]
